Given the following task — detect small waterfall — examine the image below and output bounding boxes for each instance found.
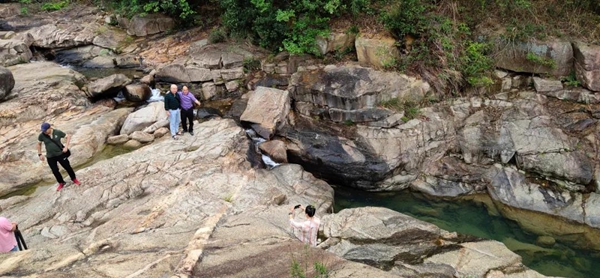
[113,91,126,103]
[244,129,280,169]
[148,88,164,102]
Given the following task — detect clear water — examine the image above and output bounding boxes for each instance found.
[334,187,600,278]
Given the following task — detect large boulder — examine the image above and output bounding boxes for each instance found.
[187,43,263,70]
[317,31,356,56]
[92,27,127,51]
[240,86,290,139]
[573,42,600,91]
[355,33,400,68]
[258,140,287,163]
[290,65,430,123]
[155,64,191,83]
[495,39,573,77]
[120,101,166,135]
[28,23,99,48]
[0,66,14,100]
[54,45,115,66]
[82,56,116,68]
[86,74,131,99]
[0,39,32,66]
[123,84,151,102]
[127,14,174,37]
[322,207,546,277]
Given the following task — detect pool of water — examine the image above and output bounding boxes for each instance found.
[334,187,600,278]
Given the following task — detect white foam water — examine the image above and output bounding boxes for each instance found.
[261,154,281,169]
[148,88,164,102]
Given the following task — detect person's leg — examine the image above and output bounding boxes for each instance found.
[186,108,195,133]
[181,108,188,132]
[47,156,65,184]
[169,109,178,136]
[174,109,182,134]
[57,156,76,181]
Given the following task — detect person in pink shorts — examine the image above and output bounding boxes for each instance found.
[0,217,17,253]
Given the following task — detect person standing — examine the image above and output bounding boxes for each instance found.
[165,84,182,140]
[37,122,80,191]
[0,217,17,253]
[178,85,202,136]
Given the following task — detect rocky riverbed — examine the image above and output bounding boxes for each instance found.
[2,2,600,277]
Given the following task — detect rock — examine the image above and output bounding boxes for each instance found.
[225,80,240,92]
[218,68,244,81]
[115,55,140,68]
[29,23,99,48]
[573,42,600,91]
[424,241,522,278]
[140,70,155,85]
[92,27,127,51]
[495,39,573,77]
[317,32,356,56]
[536,236,556,247]
[355,33,400,68]
[123,84,151,102]
[130,131,154,143]
[153,127,169,138]
[155,64,191,83]
[533,77,563,92]
[0,66,15,100]
[86,74,131,99]
[127,14,174,37]
[120,102,166,135]
[106,134,129,145]
[259,140,287,163]
[94,98,117,109]
[186,67,213,82]
[0,39,32,66]
[142,119,169,134]
[0,3,20,18]
[240,86,290,139]
[196,107,222,120]
[54,45,114,66]
[123,139,142,149]
[187,43,265,70]
[290,65,429,123]
[82,56,116,68]
[201,82,217,100]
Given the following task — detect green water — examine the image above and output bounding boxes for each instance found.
[334,187,600,278]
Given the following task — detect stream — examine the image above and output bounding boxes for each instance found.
[334,186,600,278]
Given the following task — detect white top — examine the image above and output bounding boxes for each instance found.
[290,217,321,246]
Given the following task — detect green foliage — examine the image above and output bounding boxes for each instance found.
[343,119,355,126]
[380,0,429,38]
[41,1,69,11]
[243,57,261,73]
[461,41,494,87]
[290,258,329,278]
[563,72,581,87]
[208,28,227,44]
[525,52,557,69]
[379,99,421,121]
[101,0,196,22]
[20,7,28,15]
[19,0,32,4]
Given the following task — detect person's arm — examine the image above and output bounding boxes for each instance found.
[289,206,305,229]
[63,134,71,152]
[37,141,44,161]
[10,223,16,232]
[164,97,170,116]
[191,94,201,107]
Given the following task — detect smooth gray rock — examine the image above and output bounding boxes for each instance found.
[533,77,563,92]
[130,131,154,143]
[573,42,600,91]
[495,39,574,77]
[120,102,166,135]
[86,74,131,99]
[240,86,290,139]
[127,14,174,37]
[0,39,32,66]
[123,84,151,102]
[0,66,15,100]
[155,64,190,83]
[106,134,129,145]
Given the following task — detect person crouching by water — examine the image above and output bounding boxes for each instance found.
[165,84,182,140]
[289,205,321,247]
[37,122,80,191]
[0,217,18,253]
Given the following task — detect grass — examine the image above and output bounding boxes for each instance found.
[41,0,69,11]
[290,245,329,278]
[525,52,557,69]
[222,194,234,203]
[379,98,421,122]
[243,58,261,73]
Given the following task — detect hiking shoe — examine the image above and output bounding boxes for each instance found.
[190,131,194,136]
[73,178,81,185]
[172,135,179,140]
[56,183,65,191]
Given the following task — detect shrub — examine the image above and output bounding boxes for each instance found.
[243,57,261,73]
[41,1,69,11]
[208,28,227,44]
[380,0,429,39]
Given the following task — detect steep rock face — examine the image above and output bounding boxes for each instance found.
[28,22,99,48]
[573,42,600,91]
[0,65,14,100]
[240,86,290,139]
[495,39,574,77]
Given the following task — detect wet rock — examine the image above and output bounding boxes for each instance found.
[106,134,129,145]
[495,39,574,77]
[127,14,174,37]
[130,131,154,143]
[0,39,32,66]
[536,236,556,247]
[259,140,287,163]
[114,55,140,68]
[155,64,190,83]
[123,84,151,102]
[533,77,563,92]
[123,139,142,149]
[355,33,400,68]
[120,102,166,135]
[240,86,290,139]
[225,80,239,92]
[0,65,14,100]
[82,56,116,68]
[573,42,600,91]
[195,107,222,120]
[86,74,131,99]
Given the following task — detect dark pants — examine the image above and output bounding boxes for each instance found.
[47,154,76,184]
[181,107,195,132]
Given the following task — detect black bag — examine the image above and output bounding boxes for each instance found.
[43,132,71,158]
[14,226,27,251]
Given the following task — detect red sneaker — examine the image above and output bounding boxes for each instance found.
[73,178,81,185]
[56,183,65,191]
